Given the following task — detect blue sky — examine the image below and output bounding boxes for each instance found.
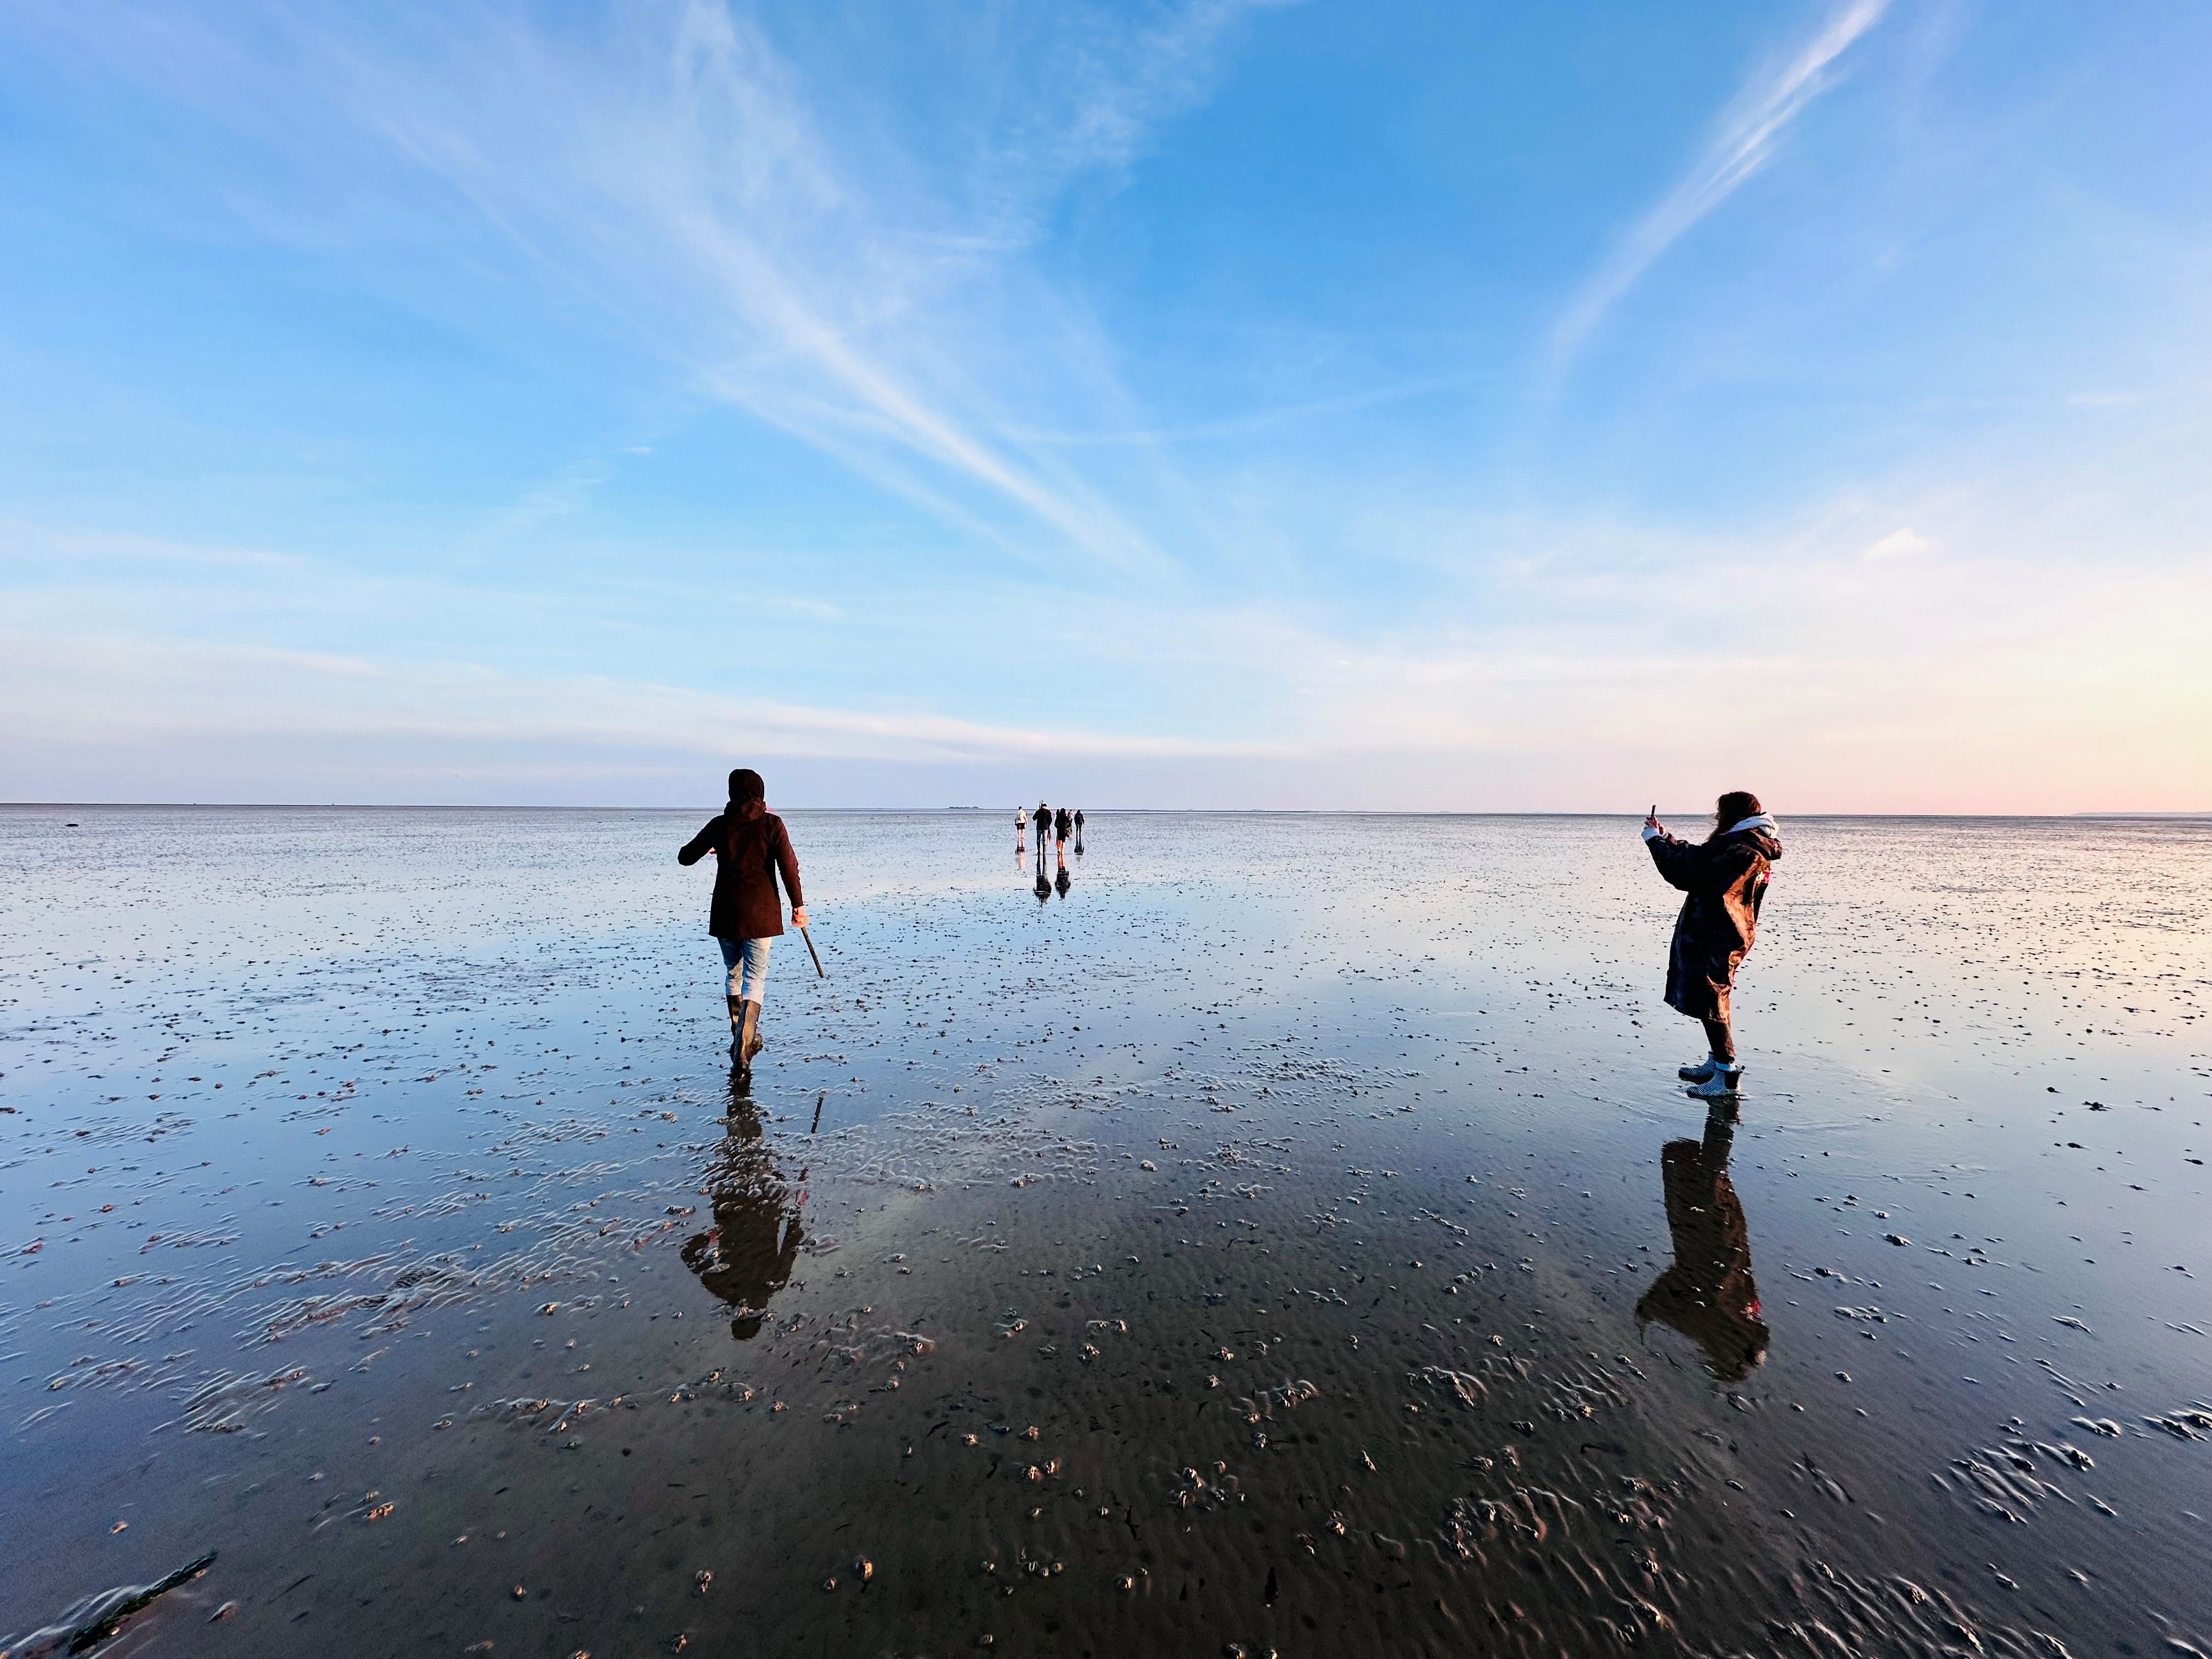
[3,0,2208,809]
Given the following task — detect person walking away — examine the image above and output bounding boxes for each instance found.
[1053,805,1072,845]
[679,768,807,1081]
[1642,791,1780,1098]
[1072,807,1085,856]
[1016,804,1029,850]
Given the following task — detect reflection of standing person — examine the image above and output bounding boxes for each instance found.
[679,1088,806,1340]
[1053,806,1072,844]
[678,768,808,1081]
[1636,1107,1768,1380]
[1642,792,1781,1097]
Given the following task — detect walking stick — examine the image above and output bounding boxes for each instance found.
[800,924,826,978]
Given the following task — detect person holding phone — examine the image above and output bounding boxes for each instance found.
[1641,792,1782,1097]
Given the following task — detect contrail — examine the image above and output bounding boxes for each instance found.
[1547,0,1891,378]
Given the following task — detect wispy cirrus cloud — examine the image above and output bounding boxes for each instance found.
[35,1,1281,578]
[0,628,1285,763]
[336,2,1279,578]
[1545,0,1890,380]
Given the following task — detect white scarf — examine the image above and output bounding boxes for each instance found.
[1725,814,1777,835]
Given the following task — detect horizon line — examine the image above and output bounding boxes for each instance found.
[4,802,2209,820]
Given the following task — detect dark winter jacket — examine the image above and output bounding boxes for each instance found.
[679,804,803,940]
[1645,816,1782,1021]
[1053,808,1072,838]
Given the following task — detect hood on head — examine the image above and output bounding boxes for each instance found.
[1723,814,1782,859]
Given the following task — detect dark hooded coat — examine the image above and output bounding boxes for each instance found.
[679,800,803,940]
[1645,819,1781,1021]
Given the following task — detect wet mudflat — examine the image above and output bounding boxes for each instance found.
[3,807,2208,1658]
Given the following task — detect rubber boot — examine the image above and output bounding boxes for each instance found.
[738,998,764,1069]
[726,995,747,1071]
[1685,1064,1743,1100]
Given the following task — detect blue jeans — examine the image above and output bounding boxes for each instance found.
[718,936,772,1003]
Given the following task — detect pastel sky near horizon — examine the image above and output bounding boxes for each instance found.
[3,1,2208,810]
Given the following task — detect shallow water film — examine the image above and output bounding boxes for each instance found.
[4,807,2209,1659]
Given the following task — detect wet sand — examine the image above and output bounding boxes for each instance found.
[3,808,2208,1657]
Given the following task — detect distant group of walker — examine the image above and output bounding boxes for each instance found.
[679,769,1781,1109]
[1019,799,1084,902]
[1016,801,1082,851]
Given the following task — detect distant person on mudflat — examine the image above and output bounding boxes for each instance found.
[1015,804,1029,848]
[1036,800,1051,841]
[678,768,807,1082]
[1641,791,1781,1099]
[1053,805,1072,844]
[1072,808,1084,832]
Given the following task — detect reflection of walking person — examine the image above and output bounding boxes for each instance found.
[678,768,808,1082]
[1643,792,1780,1097]
[1636,1107,1768,1380]
[679,1088,805,1340]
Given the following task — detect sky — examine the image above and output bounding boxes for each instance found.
[2,0,2209,811]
